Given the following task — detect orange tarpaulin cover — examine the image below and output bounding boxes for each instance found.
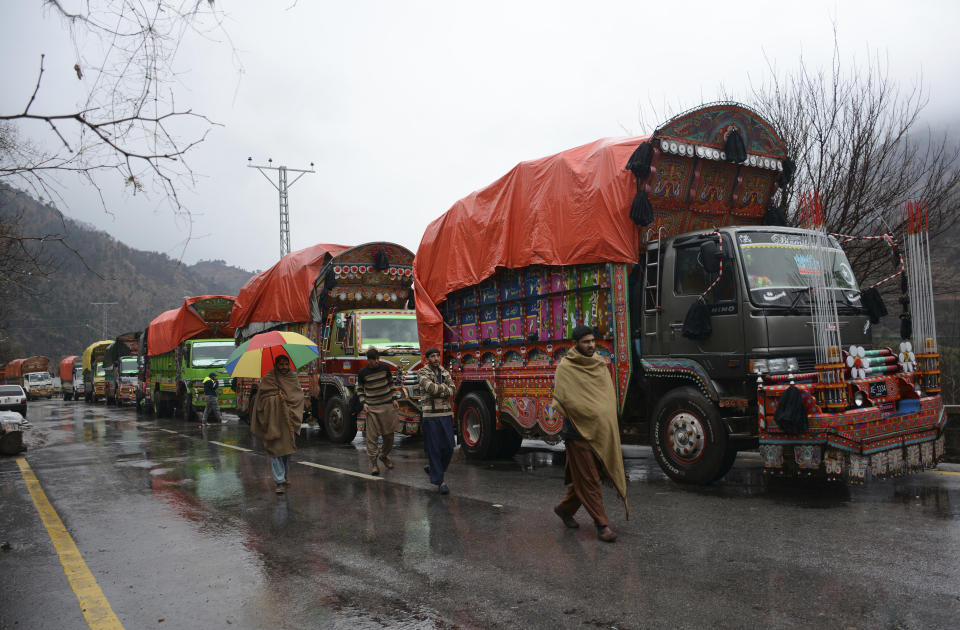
[147,295,236,357]
[228,243,350,329]
[59,356,78,382]
[414,136,646,353]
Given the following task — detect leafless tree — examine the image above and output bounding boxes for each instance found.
[0,1,235,217]
[748,35,960,290]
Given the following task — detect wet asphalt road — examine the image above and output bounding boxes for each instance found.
[2,400,960,630]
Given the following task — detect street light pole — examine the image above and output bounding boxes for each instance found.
[247,158,315,258]
[90,302,118,339]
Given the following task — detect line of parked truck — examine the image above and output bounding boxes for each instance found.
[11,103,948,484]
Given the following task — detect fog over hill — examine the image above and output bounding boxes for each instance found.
[0,185,254,362]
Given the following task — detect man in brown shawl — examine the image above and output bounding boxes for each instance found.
[551,325,629,542]
[251,355,304,494]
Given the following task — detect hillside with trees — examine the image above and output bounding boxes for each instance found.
[0,184,254,362]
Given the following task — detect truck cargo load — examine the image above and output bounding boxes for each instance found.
[230,242,419,441]
[414,102,945,483]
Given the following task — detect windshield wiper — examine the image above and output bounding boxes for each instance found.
[788,287,811,314]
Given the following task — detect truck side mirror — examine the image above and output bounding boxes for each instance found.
[698,241,722,274]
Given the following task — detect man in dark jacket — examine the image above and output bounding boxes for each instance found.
[201,372,221,425]
[417,347,455,494]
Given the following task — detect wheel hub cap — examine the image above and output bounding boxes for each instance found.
[666,412,705,460]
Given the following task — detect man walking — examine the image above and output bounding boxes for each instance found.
[251,355,304,494]
[357,348,400,476]
[417,347,455,494]
[201,372,221,425]
[551,325,629,542]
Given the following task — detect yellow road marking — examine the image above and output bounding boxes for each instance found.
[297,460,382,481]
[209,440,252,452]
[16,458,124,630]
[930,469,960,476]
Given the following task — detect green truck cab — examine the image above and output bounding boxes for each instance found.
[140,296,237,421]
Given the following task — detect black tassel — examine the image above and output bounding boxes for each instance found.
[763,204,788,226]
[625,141,653,177]
[861,287,887,323]
[374,247,389,271]
[724,129,747,164]
[324,273,337,291]
[778,157,796,187]
[682,301,712,339]
[900,315,912,340]
[773,385,808,433]
[630,187,654,226]
[404,287,415,310]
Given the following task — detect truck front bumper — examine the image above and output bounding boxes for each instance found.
[759,394,946,482]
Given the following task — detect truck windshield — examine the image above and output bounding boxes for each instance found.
[96,365,105,377]
[737,231,860,309]
[191,341,235,367]
[27,373,50,382]
[360,316,420,349]
[120,358,138,374]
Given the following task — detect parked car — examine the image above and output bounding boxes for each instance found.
[0,384,28,416]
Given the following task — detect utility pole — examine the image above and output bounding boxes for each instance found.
[247,158,315,258]
[90,302,118,339]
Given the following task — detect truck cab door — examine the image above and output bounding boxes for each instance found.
[662,237,745,378]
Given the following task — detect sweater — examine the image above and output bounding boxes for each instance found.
[356,363,397,406]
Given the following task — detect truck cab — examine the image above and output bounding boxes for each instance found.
[181,338,236,418]
[23,371,54,400]
[316,309,421,441]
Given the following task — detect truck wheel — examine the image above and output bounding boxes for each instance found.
[179,391,196,422]
[323,395,357,443]
[650,386,728,484]
[457,392,500,459]
[713,447,739,482]
[497,427,523,459]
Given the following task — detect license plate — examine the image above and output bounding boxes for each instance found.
[869,381,888,399]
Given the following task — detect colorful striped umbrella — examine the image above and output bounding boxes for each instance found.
[224,330,319,378]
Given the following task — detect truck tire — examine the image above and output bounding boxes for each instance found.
[650,386,729,484]
[457,392,500,459]
[323,395,357,443]
[179,390,197,423]
[497,426,523,459]
[64,392,73,401]
[713,447,739,482]
[154,392,171,418]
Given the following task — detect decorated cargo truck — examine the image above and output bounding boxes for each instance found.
[59,356,79,400]
[103,331,142,407]
[230,242,419,441]
[81,341,112,402]
[21,357,53,399]
[414,102,945,484]
[140,296,237,420]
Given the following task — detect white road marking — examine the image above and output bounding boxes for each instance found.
[297,460,382,481]
[158,429,178,434]
[209,440,252,452]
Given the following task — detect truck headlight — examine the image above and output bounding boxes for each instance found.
[853,391,868,407]
[751,357,800,375]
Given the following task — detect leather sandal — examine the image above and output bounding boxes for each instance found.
[378,455,394,469]
[553,505,579,529]
[597,526,617,543]
[370,465,380,476]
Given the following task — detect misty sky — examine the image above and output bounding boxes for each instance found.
[3,1,959,274]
